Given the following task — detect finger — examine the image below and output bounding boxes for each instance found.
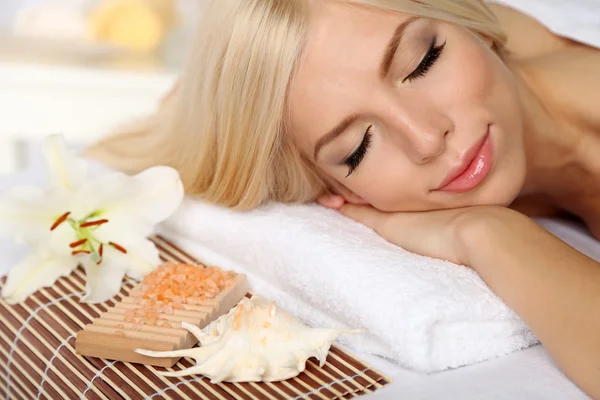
[317,193,346,209]
[341,205,419,255]
[339,204,384,230]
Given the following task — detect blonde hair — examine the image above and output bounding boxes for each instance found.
[85,0,506,209]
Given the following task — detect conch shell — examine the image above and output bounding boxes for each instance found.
[135,295,360,383]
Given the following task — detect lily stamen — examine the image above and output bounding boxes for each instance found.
[80,219,109,228]
[109,242,127,254]
[69,239,88,248]
[97,244,104,265]
[51,212,71,231]
[72,250,91,256]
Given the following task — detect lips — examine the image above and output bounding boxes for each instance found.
[436,127,494,193]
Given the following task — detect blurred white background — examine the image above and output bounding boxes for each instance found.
[0,0,200,175]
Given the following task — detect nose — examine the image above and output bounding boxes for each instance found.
[386,96,453,164]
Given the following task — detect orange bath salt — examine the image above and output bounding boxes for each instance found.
[130,262,236,327]
[146,311,158,320]
[134,309,146,317]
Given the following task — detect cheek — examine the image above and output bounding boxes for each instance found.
[346,149,425,210]
[439,31,523,138]
[442,33,501,105]
[462,42,524,148]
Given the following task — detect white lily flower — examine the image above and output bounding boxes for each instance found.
[0,135,184,304]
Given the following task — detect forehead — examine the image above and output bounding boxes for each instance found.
[288,2,411,148]
[289,1,410,152]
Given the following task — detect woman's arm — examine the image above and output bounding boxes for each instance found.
[456,208,600,398]
[339,205,600,398]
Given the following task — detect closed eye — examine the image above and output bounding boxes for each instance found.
[344,126,373,177]
[403,37,446,83]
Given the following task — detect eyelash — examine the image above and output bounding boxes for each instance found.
[403,37,446,83]
[344,126,373,177]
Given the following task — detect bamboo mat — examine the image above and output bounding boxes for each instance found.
[0,236,392,400]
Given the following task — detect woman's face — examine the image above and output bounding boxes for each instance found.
[289,1,527,212]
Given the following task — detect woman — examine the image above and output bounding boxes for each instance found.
[86,0,600,397]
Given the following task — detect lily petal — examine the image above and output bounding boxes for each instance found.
[122,238,161,281]
[2,250,80,304]
[81,253,127,303]
[0,185,72,245]
[81,237,160,302]
[75,166,184,237]
[42,134,88,191]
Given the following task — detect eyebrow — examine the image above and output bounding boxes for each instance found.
[380,17,420,78]
[313,114,359,160]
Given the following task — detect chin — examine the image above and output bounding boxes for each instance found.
[474,164,526,208]
[476,187,520,208]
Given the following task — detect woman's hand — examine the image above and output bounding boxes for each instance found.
[339,203,478,265]
[318,192,504,265]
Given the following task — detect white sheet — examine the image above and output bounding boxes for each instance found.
[0,144,594,399]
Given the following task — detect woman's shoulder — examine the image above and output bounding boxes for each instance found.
[492,4,600,132]
[488,3,579,58]
[519,46,600,132]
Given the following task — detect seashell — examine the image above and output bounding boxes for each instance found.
[135,295,360,383]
